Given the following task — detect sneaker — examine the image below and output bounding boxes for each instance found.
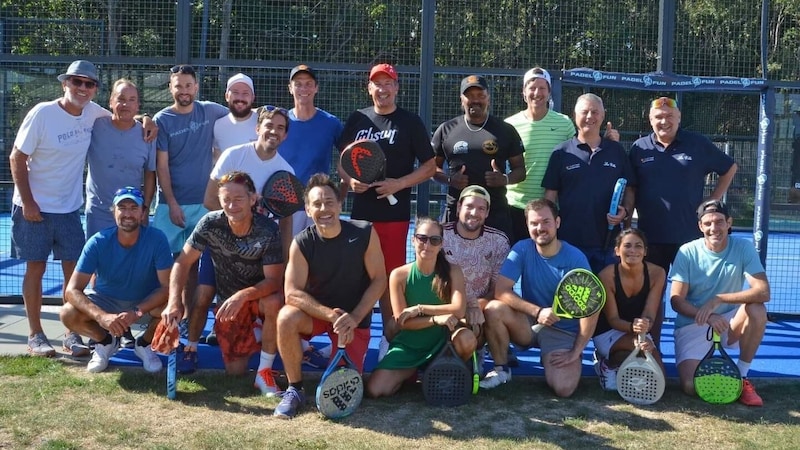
[178,318,189,339]
[134,340,163,373]
[273,386,306,419]
[302,346,329,369]
[475,347,486,377]
[176,346,198,374]
[378,336,390,362]
[87,336,119,373]
[739,379,763,407]
[255,368,281,397]
[204,330,218,346]
[62,332,90,357]
[593,355,617,391]
[506,346,519,367]
[27,332,56,357]
[479,368,512,389]
[120,329,136,349]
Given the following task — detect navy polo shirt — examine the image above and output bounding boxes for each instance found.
[629,129,735,245]
[542,137,635,248]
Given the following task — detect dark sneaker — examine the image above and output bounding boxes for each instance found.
[273,386,305,419]
[178,318,189,339]
[177,346,198,374]
[62,332,90,357]
[507,346,519,367]
[27,332,56,357]
[204,330,218,346]
[120,328,136,349]
[302,346,329,369]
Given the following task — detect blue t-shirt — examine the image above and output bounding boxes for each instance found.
[629,129,735,245]
[498,239,591,333]
[85,116,157,235]
[670,236,765,329]
[77,225,173,302]
[541,137,635,248]
[154,101,228,205]
[280,108,343,186]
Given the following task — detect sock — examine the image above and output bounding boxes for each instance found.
[98,333,113,345]
[186,340,200,351]
[257,351,276,372]
[737,360,751,378]
[301,340,311,352]
[290,380,304,391]
[136,336,151,347]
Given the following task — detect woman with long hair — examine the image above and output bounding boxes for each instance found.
[367,217,476,398]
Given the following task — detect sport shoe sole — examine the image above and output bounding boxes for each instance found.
[27,346,56,358]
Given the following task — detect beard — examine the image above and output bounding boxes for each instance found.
[228,101,253,119]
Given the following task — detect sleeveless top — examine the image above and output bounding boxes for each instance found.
[593,262,650,336]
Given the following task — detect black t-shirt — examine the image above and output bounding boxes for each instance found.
[340,106,434,222]
[594,263,650,336]
[295,220,373,328]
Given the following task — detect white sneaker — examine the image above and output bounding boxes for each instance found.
[377,336,390,362]
[479,368,511,389]
[594,357,617,391]
[134,340,163,373]
[87,336,119,373]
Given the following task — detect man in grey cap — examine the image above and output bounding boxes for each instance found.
[432,74,526,240]
[9,60,155,358]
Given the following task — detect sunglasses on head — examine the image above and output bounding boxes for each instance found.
[651,97,677,109]
[260,104,288,114]
[114,186,143,198]
[414,234,443,246]
[68,77,97,89]
[170,64,196,75]
[218,172,256,192]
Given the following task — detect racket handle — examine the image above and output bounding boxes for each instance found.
[387,194,398,205]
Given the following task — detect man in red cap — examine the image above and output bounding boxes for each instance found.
[338,63,436,356]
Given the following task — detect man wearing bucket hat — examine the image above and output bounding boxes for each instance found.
[670,199,769,406]
[61,186,173,373]
[10,60,154,358]
[432,75,526,241]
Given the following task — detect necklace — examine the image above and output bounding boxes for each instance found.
[464,114,488,132]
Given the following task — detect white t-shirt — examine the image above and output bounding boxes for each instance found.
[13,100,110,213]
[210,142,294,193]
[212,112,258,154]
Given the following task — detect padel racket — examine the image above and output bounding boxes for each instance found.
[152,319,180,399]
[553,268,606,319]
[340,139,398,205]
[260,170,305,218]
[422,332,472,406]
[471,350,480,395]
[694,328,742,404]
[315,342,364,419]
[167,350,177,400]
[616,333,665,405]
[603,178,627,250]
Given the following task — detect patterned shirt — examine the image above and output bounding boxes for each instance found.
[442,222,510,307]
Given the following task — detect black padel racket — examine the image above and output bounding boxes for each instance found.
[260,170,305,218]
[340,139,398,205]
[422,332,472,406]
[603,178,627,250]
[616,333,665,405]
[315,342,364,419]
[694,328,742,404]
[553,268,606,319]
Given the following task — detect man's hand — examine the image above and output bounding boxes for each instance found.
[216,295,246,322]
[141,116,158,143]
[695,296,721,327]
[485,159,506,187]
[549,348,580,368]
[466,305,485,326]
[450,166,468,190]
[348,178,371,194]
[161,301,183,327]
[332,308,357,335]
[98,312,130,337]
[536,307,559,326]
[21,200,43,222]
[371,178,402,199]
[604,122,620,142]
[168,202,186,228]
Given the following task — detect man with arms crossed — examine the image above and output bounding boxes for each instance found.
[275,173,386,419]
[670,199,768,406]
[61,187,171,373]
[481,199,595,397]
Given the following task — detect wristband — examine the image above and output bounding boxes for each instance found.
[533,308,541,323]
[629,321,634,333]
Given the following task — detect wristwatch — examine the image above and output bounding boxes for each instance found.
[132,306,143,318]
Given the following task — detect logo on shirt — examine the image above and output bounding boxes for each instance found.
[566,163,581,171]
[482,140,498,155]
[453,141,469,155]
[641,156,655,164]
[169,119,211,138]
[348,237,359,243]
[674,153,693,162]
[354,127,397,145]
[603,161,618,169]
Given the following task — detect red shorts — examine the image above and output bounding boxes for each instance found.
[301,318,371,373]
[372,221,409,275]
[214,301,262,365]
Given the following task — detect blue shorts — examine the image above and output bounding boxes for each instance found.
[152,203,208,254]
[87,291,140,314]
[11,204,84,261]
[197,248,216,287]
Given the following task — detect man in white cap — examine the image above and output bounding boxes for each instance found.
[9,60,154,358]
[213,73,258,158]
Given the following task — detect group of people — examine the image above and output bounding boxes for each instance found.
[10,59,770,421]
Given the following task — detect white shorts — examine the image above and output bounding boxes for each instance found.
[674,308,738,364]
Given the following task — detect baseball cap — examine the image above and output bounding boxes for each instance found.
[226,73,254,94]
[458,185,491,207]
[523,68,552,88]
[460,75,489,95]
[369,63,398,81]
[697,199,729,220]
[57,60,99,83]
[289,64,317,82]
[113,186,144,206]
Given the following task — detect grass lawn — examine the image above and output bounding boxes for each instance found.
[1,355,798,450]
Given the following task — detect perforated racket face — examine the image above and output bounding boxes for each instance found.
[617,360,665,405]
[261,171,304,218]
[694,358,742,404]
[554,269,606,318]
[341,139,386,183]
[315,367,364,418]
[422,342,471,407]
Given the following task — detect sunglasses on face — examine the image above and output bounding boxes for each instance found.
[69,77,97,89]
[114,186,143,198]
[218,172,256,192]
[415,234,443,246]
[651,97,677,109]
[170,64,196,75]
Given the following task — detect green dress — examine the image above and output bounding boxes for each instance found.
[376,262,447,370]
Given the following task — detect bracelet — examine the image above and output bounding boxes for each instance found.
[417,304,423,316]
[503,173,509,185]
